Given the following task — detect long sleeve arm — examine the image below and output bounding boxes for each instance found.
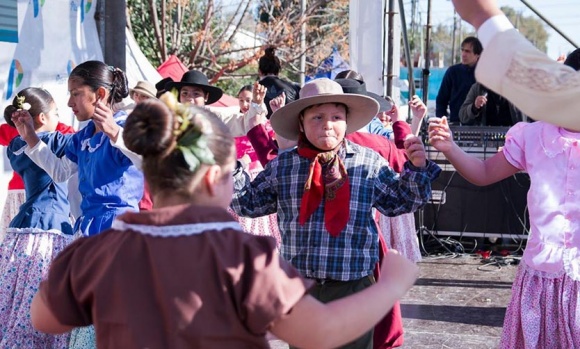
[110,127,142,169]
[476,16,580,131]
[25,141,78,182]
[459,83,483,125]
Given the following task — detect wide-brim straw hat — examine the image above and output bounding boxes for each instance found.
[334,78,393,113]
[168,70,223,105]
[270,78,379,140]
[130,80,157,99]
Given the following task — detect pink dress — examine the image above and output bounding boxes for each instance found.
[229,124,281,246]
[500,121,580,348]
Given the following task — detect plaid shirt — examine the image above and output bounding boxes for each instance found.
[231,140,441,281]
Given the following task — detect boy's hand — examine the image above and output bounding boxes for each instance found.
[403,135,427,168]
[428,117,454,152]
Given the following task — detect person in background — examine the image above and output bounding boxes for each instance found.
[435,36,483,125]
[1,87,74,348]
[168,70,267,137]
[29,97,420,349]
[258,46,301,119]
[120,80,157,115]
[154,77,173,98]
[449,0,580,131]
[459,82,528,126]
[229,83,281,245]
[1,108,75,244]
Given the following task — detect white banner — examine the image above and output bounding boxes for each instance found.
[0,0,103,126]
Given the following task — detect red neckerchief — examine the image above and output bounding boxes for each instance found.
[296,134,350,237]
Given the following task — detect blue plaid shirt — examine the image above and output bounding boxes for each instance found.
[231,140,441,281]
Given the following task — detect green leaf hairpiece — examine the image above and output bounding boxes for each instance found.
[159,91,216,172]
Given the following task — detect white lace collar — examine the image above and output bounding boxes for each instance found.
[111,219,243,238]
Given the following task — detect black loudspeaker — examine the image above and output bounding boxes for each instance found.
[417,170,531,237]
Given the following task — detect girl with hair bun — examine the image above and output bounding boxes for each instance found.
[0,102,74,244]
[30,94,419,349]
[258,45,301,119]
[0,87,74,348]
[12,60,144,349]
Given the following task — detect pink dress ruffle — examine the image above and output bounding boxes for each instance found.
[500,261,580,349]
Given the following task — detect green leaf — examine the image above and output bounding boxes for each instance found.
[178,146,201,172]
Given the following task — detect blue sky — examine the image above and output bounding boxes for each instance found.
[417,0,578,59]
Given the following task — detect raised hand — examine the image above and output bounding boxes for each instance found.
[269,92,286,114]
[252,81,267,105]
[428,116,454,152]
[92,99,120,141]
[11,110,40,146]
[409,95,427,120]
[451,0,503,29]
[403,134,427,168]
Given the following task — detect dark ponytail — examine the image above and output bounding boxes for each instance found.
[69,60,129,105]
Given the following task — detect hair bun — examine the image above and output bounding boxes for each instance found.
[124,100,175,157]
[3,105,18,127]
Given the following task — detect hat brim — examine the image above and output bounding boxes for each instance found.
[167,82,223,105]
[270,93,380,141]
[366,92,393,112]
[130,87,157,99]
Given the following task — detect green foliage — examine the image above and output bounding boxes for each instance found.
[502,6,548,52]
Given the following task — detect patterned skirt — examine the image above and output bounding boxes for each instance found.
[0,228,74,348]
[68,326,96,349]
[500,261,580,348]
[376,212,422,263]
[0,189,26,244]
[228,209,281,248]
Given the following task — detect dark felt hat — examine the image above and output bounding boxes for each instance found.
[334,78,393,113]
[167,70,223,105]
[155,77,173,93]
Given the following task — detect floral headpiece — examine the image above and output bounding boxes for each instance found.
[159,90,216,172]
[16,95,31,111]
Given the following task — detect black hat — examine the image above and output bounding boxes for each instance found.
[155,77,173,93]
[168,70,223,105]
[334,78,393,113]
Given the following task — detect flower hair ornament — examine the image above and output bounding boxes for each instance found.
[15,95,31,111]
[159,90,216,172]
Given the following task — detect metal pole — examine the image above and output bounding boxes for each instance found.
[299,0,306,85]
[95,0,126,70]
[519,0,578,48]
[385,0,395,97]
[421,0,432,104]
[451,11,457,65]
[398,0,415,98]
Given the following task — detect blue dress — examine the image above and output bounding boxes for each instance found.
[0,132,73,348]
[63,111,144,349]
[64,111,144,236]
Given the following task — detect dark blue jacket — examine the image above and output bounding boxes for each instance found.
[435,63,476,123]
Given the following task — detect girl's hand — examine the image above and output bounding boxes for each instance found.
[409,95,427,120]
[92,100,120,141]
[269,92,286,114]
[403,135,427,168]
[428,117,454,152]
[11,110,40,146]
[379,250,419,299]
[252,81,267,105]
[252,81,266,104]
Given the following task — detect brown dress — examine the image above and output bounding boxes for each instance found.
[39,203,312,348]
